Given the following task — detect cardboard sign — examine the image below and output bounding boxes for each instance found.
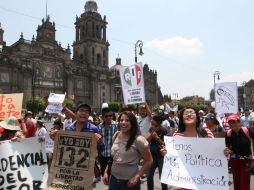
[0,93,23,120]
[215,82,238,114]
[48,93,66,103]
[46,131,97,190]
[0,137,48,189]
[119,63,145,105]
[161,137,229,190]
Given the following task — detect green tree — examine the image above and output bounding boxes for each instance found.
[108,101,120,112]
[64,98,75,110]
[25,96,45,114]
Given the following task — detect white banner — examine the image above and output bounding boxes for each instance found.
[161,137,229,190]
[215,82,238,114]
[45,103,63,114]
[0,137,48,189]
[48,93,66,103]
[119,62,145,105]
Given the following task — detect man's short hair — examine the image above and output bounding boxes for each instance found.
[76,103,91,113]
[101,107,112,116]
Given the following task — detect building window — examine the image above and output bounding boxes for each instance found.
[97,54,101,65]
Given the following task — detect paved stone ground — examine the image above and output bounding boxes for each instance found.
[93,170,254,190]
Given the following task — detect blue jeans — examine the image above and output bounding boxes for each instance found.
[147,155,168,190]
[109,175,141,190]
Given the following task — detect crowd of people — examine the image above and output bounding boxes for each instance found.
[1,102,254,190]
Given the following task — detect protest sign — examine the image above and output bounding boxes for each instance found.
[161,137,229,190]
[0,93,23,120]
[48,93,66,103]
[45,102,63,114]
[46,131,97,190]
[215,82,238,114]
[45,93,66,113]
[0,137,48,189]
[119,62,145,105]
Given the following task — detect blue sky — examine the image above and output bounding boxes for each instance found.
[1,0,254,100]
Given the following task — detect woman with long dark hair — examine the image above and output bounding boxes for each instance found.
[174,107,213,138]
[102,111,153,190]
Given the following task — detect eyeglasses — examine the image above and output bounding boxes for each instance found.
[183,112,196,117]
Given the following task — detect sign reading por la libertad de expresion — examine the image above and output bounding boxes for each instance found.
[161,137,230,190]
[0,137,48,189]
[46,131,97,190]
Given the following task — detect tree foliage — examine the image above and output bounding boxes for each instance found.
[64,98,75,110]
[25,96,45,114]
[108,101,120,112]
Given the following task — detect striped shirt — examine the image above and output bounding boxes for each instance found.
[173,128,214,138]
[99,122,118,157]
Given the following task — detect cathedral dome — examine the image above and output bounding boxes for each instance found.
[110,57,123,76]
[85,0,98,13]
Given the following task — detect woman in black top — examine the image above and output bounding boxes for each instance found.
[224,114,254,190]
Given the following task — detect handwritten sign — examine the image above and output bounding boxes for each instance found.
[48,93,66,103]
[46,131,96,190]
[0,93,23,120]
[0,137,48,189]
[45,93,66,114]
[161,137,229,190]
[215,82,238,114]
[119,63,145,105]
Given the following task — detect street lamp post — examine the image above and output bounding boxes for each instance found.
[134,40,144,63]
[213,71,220,100]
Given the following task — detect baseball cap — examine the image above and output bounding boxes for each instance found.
[227,114,240,122]
[205,113,220,125]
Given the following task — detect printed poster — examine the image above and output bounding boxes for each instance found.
[119,62,145,105]
[46,131,97,190]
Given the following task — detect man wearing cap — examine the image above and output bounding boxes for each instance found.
[204,113,224,138]
[65,103,104,150]
[137,103,152,137]
[98,107,118,179]
[224,114,254,190]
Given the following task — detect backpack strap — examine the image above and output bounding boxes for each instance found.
[241,127,252,142]
[226,129,232,137]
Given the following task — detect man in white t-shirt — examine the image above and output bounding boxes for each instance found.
[137,103,152,137]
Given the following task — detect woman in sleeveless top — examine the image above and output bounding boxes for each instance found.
[102,111,153,190]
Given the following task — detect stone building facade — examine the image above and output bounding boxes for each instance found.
[0,0,163,112]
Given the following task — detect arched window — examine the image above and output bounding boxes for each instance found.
[97,54,101,65]
[80,54,83,64]
[92,23,95,37]
[92,48,95,64]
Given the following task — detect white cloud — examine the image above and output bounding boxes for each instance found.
[145,36,203,57]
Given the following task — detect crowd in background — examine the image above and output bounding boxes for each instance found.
[1,103,254,190]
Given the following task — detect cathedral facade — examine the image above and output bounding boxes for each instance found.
[0,0,163,112]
